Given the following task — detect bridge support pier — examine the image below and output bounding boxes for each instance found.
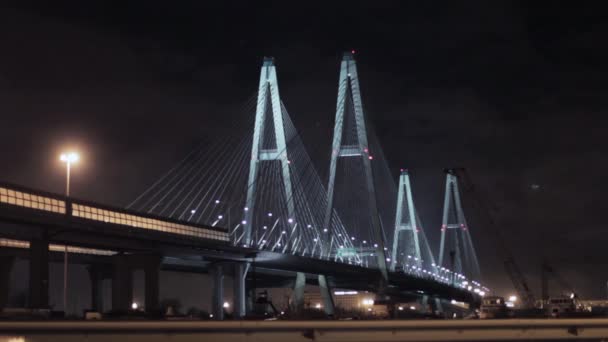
[293,272,306,313]
[87,265,106,312]
[111,254,161,313]
[233,263,248,319]
[29,236,49,308]
[111,254,133,312]
[0,256,15,310]
[211,264,224,320]
[143,255,161,313]
[318,274,334,316]
[429,297,443,316]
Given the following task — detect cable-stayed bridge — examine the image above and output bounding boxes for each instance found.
[0,52,486,319]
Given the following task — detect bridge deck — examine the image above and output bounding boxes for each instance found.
[0,182,478,303]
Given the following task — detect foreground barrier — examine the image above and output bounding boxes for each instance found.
[1,318,608,341]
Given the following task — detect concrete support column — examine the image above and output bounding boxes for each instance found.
[0,256,15,310]
[211,264,224,320]
[293,272,306,312]
[318,274,335,316]
[233,263,248,319]
[430,298,443,316]
[29,237,49,308]
[87,265,104,312]
[143,256,161,313]
[111,254,132,312]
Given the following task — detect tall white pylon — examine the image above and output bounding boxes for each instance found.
[243,57,295,246]
[323,51,388,281]
[390,169,422,271]
[438,169,481,281]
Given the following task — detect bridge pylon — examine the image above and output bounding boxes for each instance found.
[390,169,422,271]
[243,57,295,247]
[323,51,388,281]
[438,169,481,281]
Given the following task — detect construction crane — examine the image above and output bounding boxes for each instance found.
[450,168,537,309]
[541,261,578,303]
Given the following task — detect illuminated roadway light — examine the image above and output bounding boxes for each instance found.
[244,207,249,211]
[215,200,220,204]
[241,220,247,224]
[386,258,391,262]
[288,218,293,223]
[262,226,267,230]
[368,156,373,160]
[398,306,404,311]
[60,152,79,163]
[313,238,318,242]
[217,215,223,219]
[262,240,267,243]
[323,228,328,232]
[223,302,230,308]
[410,306,416,310]
[268,212,273,217]
[373,244,378,248]
[338,233,342,237]
[307,224,311,228]
[282,231,286,234]
[131,302,138,310]
[351,237,355,240]
[362,240,367,244]
[191,209,196,214]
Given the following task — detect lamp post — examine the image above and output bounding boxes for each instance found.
[60,152,79,315]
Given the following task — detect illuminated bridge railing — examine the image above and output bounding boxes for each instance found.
[0,238,116,256]
[0,183,229,243]
[0,186,66,214]
[71,203,229,241]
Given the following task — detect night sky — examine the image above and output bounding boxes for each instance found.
[1,1,608,298]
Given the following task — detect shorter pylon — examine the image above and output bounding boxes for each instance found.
[390,169,422,271]
[438,169,481,281]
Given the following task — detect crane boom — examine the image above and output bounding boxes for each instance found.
[450,168,536,308]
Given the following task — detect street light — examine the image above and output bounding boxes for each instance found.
[60,152,79,196]
[59,151,78,315]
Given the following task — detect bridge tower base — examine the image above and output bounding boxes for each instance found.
[211,264,224,320]
[233,263,248,318]
[293,272,306,312]
[318,274,335,316]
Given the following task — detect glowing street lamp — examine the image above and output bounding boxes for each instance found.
[59,151,78,315]
[60,152,79,197]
